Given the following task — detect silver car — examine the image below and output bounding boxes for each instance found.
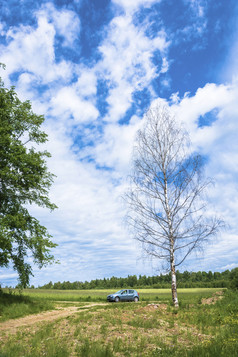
[107,289,139,302]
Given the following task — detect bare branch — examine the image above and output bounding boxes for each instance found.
[124,105,223,307]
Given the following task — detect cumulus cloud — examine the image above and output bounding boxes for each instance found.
[1,1,169,126]
[50,85,99,123]
[98,13,169,121]
[174,83,234,131]
[37,3,81,47]
[94,116,142,173]
[0,16,73,85]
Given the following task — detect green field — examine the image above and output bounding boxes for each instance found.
[19,287,221,303]
[0,287,221,321]
[0,288,237,357]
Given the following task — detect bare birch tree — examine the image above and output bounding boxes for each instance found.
[125,106,223,307]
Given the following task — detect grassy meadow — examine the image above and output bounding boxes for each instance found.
[19,287,221,302]
[0,290,54,322]
[0,288,237,356]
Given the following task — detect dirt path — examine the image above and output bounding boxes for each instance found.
[0,303,107,336]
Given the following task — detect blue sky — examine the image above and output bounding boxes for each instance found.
[0,0,238,287]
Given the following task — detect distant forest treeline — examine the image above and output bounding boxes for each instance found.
[37,268,238,290]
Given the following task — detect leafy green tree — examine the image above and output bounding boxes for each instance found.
[0,70,57,287]
[127,274,137,287]
[207,271,213,281]
[230,268,238,290]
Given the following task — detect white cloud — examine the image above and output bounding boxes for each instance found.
[222,39,238,83]
[36,3,80,47]
[98,13,169,121]
[94,116,142,173]
[1,1,169,127]
[0,22,6,36]
[0,272,18,280]
[50,85,99,123]
[173,83,234,132]
[185,0,207,18]
[0,17,73,85]
[0,2,80,89]
[75,69,97,97]
[171,0,208,45]
[220,263,238,271]
[112,0,159,14]
[105,84,134,121]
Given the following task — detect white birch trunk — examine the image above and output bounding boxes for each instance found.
[171,250,179,308]
[165,177,179,307]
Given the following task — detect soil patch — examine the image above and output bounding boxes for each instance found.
[201,290,224,305]
[137,303,168,312]
[0,303,107,336]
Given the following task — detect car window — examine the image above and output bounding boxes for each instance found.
[129,290,134,294]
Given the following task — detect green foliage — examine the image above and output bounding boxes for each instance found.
[38,268,237,290]
[229,267,238,290]
[0,289,54,321]
[0,73,57,287]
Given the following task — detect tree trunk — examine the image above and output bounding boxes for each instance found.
[171,251,179,308]
[164,176,179,308]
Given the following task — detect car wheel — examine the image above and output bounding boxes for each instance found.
[134,297,139,303]
[115,296,120,302]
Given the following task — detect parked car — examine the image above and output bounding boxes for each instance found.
[107,289,139,302]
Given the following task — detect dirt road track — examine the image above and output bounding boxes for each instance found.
[0,303,107,336]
